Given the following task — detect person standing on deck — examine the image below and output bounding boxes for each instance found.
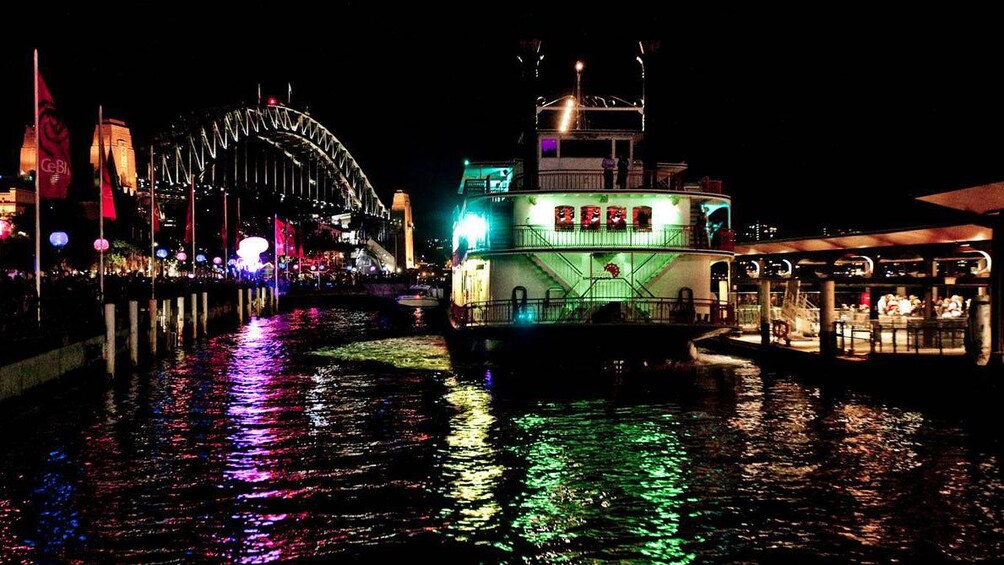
[602,154,615,189]
[616,154,629,189]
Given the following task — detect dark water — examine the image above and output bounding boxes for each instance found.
[1,307,1002,563]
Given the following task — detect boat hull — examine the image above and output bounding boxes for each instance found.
[446,321,733,372]
[396,297,441,308]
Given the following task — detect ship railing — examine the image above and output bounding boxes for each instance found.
[511,224,693,250]
[509,168,718,193]
[453,297,736,328]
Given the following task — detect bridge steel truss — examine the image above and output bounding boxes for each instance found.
[155,103,388,218]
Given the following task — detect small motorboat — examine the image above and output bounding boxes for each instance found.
[395,286,441,308]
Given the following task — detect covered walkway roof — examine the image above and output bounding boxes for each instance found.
[916,182,1004,215]
[736,224,992,256]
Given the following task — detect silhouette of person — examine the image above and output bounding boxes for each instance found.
[695,205,709,248]
[616,155,629,189]
[602,154,615,189]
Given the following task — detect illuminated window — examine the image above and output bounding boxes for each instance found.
[606,206,627,230]
[541,138,558,158]
[581,206,600,230]
[555,205,574,231]
[633,206,652,231]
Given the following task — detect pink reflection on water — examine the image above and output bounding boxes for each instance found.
[223,318,306,562]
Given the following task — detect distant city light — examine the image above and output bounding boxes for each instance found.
[48,231,68,247]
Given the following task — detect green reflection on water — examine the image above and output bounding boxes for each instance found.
[314,335,452,371]
[509,405,696,563]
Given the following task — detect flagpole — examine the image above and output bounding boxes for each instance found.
[274,213,279,300]
[33,49,41,324]
[190,174,196,278]
[149,146,155,289]
[98,105,104,299]
[222,185,228,279]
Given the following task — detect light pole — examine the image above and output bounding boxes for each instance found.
[574,61,584,130]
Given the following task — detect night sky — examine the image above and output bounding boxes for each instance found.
[3,7,1003,240]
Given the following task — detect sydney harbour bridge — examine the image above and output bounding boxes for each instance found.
[141,97,394,273]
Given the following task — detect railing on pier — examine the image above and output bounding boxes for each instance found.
[867,318,967,355]
[0,277,256,366]
[452,297,735,329]
[830,318,967,356]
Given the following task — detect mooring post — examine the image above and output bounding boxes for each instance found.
[129,300,139,367]
[237,287,244,324]
[190,292,198,340]
[201,291,209,335]
[104,303,116,376]
[819,280,835,358]
[759,279,771,346]
[148,298,158,357]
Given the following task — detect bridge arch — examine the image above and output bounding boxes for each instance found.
[154,102,388,218]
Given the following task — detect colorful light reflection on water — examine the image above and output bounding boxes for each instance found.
[0,307,1002,562]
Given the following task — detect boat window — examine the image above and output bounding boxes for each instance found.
[561,139,610,158]
[581,206,601,230]
[633,206,652,231]
[541,138,558,158]
[555,206,574,231]
[607,207,627,230]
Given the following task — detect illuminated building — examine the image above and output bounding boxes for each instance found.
[739,221,780,242]
[18,126,35,177]
[89,119,138,194]
[0,183,34,218]
[391,190,415,269]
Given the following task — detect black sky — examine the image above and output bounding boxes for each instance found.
[3,6,1004,240]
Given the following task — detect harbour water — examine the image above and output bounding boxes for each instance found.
[1,306,1001,562]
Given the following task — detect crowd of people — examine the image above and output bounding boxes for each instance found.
[845,293,971,319]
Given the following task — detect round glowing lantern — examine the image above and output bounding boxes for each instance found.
[195,253,207,264]
[93,238,109,252]
[156,248,169,259]
[237,236,269,259]
[176,251,188,262]
[48,231,69,247]
[0,219,13,240]
[212,256,223,266]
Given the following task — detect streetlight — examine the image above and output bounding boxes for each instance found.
[574,61,584,130]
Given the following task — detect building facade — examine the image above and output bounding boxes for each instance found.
[391,190,415,269]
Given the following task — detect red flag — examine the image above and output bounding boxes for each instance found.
[184,178,194,244]
[37,73,71,199]
[274,217,287,256]
[153,199,161,233]
[101,148,117,220]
